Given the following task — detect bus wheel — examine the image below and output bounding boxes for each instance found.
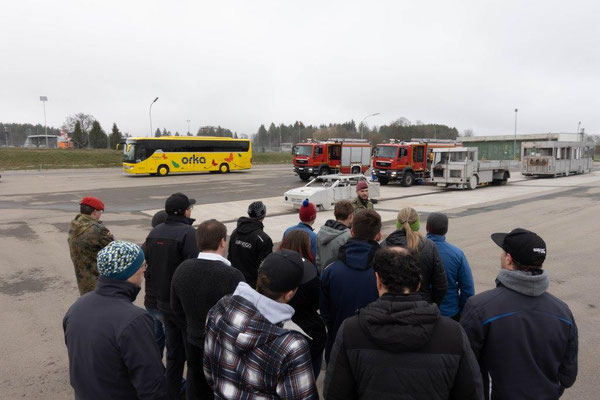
[219,163,230,173]
[157,165,169,176]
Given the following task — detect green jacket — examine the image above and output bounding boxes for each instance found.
[68,214,114,295]
[351,196,374,214]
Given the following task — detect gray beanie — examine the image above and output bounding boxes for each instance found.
[248,201,267,220]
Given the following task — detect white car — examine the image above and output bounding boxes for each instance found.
[283,174,380,210]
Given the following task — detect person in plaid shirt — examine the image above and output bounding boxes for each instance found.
[204,250,318,399]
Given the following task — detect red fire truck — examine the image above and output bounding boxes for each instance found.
[292,138,372,181]
[372,139,461,186]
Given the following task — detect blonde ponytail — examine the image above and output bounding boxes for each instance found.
[396,207,423,252]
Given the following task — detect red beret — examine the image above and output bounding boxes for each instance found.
[356,180,369,192]
[81,196,105,211]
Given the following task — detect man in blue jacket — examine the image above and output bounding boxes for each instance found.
[426,212,474,320]
[320,209,381,363]
[63,241,166,399]
[461,228,578,400]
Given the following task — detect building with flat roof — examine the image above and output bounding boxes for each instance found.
[458,133,582,160]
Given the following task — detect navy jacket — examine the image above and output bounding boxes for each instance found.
[427,233,475,317]
[320,238,379,360]
[63,277,166,399]
[461,269,578,400]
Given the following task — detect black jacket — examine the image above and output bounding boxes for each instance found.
[381,230,448,305]
[324,293,483,400]
[289,260,327,365]
[228,217,273,288]
[461,269,578,400]
[144,214,198,313]
[63,277,166,400]
[170,255,245,348]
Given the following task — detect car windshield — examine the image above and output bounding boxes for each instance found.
[294,145,313,156]
[374,146,397,158]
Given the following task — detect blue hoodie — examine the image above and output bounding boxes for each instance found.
[427,233,474,317]
[320,238,380,361]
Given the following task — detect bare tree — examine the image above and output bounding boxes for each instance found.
[462,129,474,137]
[392,117,412,127]
[62,113,96,135]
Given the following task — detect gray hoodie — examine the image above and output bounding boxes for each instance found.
[316,220,351,272]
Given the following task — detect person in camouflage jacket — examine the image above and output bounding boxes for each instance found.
[351,180,374,214]
[68,197,114,295]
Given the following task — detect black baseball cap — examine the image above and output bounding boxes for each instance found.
[165,192,196,215]
[258,250,317,292]
[491,228,547,267]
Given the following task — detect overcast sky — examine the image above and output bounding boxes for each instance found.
[1,0,598,137]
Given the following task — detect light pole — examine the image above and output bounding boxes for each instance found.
[360,112,380,140]
[513,108,518,160]
[187,119,191,135]
[149,97,159,137]
[40,96,48,147]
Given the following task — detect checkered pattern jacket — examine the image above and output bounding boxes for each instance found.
[204,294,318,399]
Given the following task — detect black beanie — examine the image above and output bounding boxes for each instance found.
[151,210,168,227]
[248,201,267,220]
[426,212,448,236]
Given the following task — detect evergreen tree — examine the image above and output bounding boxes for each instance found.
[175,132,180,136]
[162,128,168,136]
[256,124,268,147]
[109,123,123,149]
[234,132,238,139]
[72,121,87,148]
[268,123,278,147]
[88,121,108,149]
[155,128,161,137]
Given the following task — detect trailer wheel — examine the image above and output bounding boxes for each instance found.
[401,171,414,187]
[351,166,361,174]
[157,165,170,176]
[378,177,389,185]
[468,175,478,190]
[500,172,509,185]
[299,173,310,182]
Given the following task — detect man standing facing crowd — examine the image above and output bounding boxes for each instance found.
[228,201,273,288]
[68,196,114,295]
[145,192,199,399]
[351,180,373,214]
[461,228,578,399]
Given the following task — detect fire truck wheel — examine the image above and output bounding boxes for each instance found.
[378,177,389,185]
[299,173,310,181]
[157,165,170,176]
[319,167,330,176]
[351,166,361,174]
[401,172,414,187]
[219,163,230,173]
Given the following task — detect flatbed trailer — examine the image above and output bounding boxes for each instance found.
[521,141,593,177]
[430,147,517,189]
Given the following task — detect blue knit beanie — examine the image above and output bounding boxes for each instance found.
[97,241,145,281]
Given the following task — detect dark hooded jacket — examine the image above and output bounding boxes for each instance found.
[63,277,167,399]
[461,269,578,400]
[316,220,351,272]
[144,214,198,314]
[320,238,380,360]
[381,229,448,305]
[324,294,483,400]
[228,217,273,288]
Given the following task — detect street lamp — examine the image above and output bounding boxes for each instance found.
[513,108,518,160]
[187,119,191,135]
[149,97,159,137]
[40,96,48,147]
[361,112,380,140]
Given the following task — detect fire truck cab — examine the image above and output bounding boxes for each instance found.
[372,139,460,186]
[292,138,372,181]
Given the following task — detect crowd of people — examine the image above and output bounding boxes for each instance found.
[63,183,578,400]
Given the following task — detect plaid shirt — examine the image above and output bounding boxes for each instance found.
[204,293,318,399]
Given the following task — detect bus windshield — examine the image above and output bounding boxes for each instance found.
[123,143,148,163]
[374,146,397,158]
[294,145,313,156]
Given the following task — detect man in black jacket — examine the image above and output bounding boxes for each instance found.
[324,247,483,400]
[145,192,199,399]
[228,201,273,288]
[461,228,578,400]
[171,219,245,400]
[63,241,166,399]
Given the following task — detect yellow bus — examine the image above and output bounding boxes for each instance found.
[122,136,252,176]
